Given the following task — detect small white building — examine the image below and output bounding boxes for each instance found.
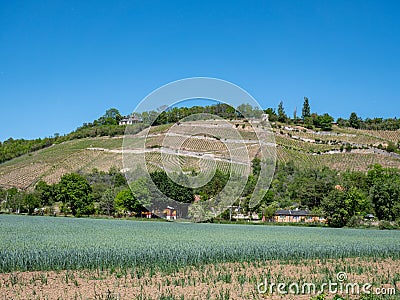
[119,114,142,125]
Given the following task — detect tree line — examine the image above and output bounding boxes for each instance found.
[265,98,335,131]
[258,162,400,228]
[267,97,400,132]
[1,162,399,229]
[0,167,144,217]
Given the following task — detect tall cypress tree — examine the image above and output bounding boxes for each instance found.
[277,101,287,123]
[302,97,311,120]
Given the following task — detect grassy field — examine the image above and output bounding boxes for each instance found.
[1,215,399,299]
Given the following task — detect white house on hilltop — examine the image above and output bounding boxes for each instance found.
[119,114,142,125]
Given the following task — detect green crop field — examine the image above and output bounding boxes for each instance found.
[1,215,400,273]
[1,215,400,299]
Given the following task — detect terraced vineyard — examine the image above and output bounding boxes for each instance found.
[0,138,124,189]
[277,147,400,171]
[275,135,340,153]
[362,129,400,143]
[278,125,395,146]
[1,121,400,190]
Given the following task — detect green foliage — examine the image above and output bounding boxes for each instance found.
[261,201,279,220]
[109,167,128,187]
[23,194,40,215]
[386,141,397,153]
[378,220,395,230]
[345,143,352,152]
[346,187,369,213]
[84,167,127,189]
[359,294,390,300]
[304,116,314,129]
[129,177,151,208]
[150,171,194,204]
[361,117,400,131]
[336,117,349,127]
[99,188,116,216]
[340,170,368,191]
[264,108,277,122]
[35,180,56,206]
[0,137,54,164]
[96,108,122,126]
[302,97,311,120]
[56,173,94,217]
[152,103,240,125]
[67,124,128,139]
[322,187,369,227]
[322,190,347,227]
[346,215,366,228]
[289,167,337,209]
[114,189,142,215]
[310,294,326,300]
[277,101,287,123]
[349,112,362,129]
[2,188,23,213]
[314,113,334,131]
[367,165,400,221]
[251,157,261,176]
[196,169,229,201]
[3,161,400,228]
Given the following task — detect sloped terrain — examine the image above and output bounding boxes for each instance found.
[0,138,124,190]
[1,121,400,190]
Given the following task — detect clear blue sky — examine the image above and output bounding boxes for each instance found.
[1,0,400,141]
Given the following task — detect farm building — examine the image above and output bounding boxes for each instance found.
[274,209,326,223]
[141,211,154,219]
[163,206,177,220]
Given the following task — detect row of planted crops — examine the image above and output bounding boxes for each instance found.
[1,214,400,273]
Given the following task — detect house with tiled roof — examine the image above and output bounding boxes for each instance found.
[274,208,326,223]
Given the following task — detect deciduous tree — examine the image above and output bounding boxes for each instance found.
[349,112,361,129]
[56,173,94,217]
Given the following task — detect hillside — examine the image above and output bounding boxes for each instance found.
[1,119,400,190]
[0,137,124,190]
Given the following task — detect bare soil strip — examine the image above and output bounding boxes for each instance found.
[1,258,399,299]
